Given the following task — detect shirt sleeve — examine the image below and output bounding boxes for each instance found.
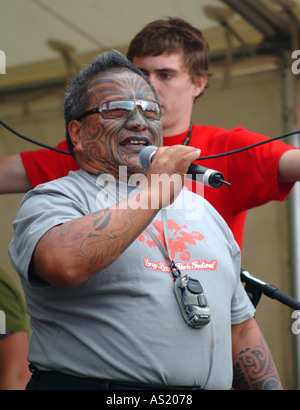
[9,183,88,287]
[20,140,79,188]
[225,127,296,213]
[229,228,256,324]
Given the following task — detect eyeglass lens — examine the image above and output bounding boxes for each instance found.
[102,100,160,120]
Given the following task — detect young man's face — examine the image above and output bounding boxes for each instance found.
[132,53,207,136]
[69,69,162,179]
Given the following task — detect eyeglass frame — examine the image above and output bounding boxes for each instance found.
[75,99,161,121]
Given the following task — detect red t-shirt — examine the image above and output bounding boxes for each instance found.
[20,125,295,249]
[20,140,79,188]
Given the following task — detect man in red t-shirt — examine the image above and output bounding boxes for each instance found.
[0,18,298,250]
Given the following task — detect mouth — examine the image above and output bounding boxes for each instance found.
[120,137,150,149]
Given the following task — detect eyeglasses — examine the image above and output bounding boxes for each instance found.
[75,99,161,121]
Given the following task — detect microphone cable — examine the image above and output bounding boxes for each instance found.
[0,119,71,155]
[0,118,299,159]
[197,130,300,161]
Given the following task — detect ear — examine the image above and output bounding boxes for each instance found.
[68,120,83,153]
[192,75,207,98]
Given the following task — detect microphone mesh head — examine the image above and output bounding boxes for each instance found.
[140,146,157,169]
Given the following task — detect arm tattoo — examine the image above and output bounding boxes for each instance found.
[232,337,282,390]
[39,205,155,280]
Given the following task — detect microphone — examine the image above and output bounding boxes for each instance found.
[140,145,231,189]
[240,268,300,310]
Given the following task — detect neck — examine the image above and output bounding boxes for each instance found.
[162,115,192,136]
[162,123,192,137]
[75,154,110,178]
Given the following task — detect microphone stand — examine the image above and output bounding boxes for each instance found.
[240,268,300,310]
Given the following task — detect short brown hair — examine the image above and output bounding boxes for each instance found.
[127,17,211,85]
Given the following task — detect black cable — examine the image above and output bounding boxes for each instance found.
[197,130,300,161]
[0,118,299,159]
[0,119,71,155]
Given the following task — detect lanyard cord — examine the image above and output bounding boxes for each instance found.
[145,209,181,280]
[182,123,193,146]
[145,122,190,279]
[96,176,181,279]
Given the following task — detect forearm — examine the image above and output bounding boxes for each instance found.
[278,149,300,183]
[0,332,31,390]
[232,318,282,390]
[31,187,159,289]
[0,155,32,193]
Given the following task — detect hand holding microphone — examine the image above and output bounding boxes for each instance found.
[140,145,231,188]
[139,145,201,209]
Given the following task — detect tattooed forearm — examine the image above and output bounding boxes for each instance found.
[58,207,145,266]
[33,196,158,288]
[232,337,283,390]
[92,211,112,232]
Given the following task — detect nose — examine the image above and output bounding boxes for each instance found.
[125,106,148,131]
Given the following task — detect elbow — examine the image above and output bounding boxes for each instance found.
[47,267,83,290]
[31,250,86,290]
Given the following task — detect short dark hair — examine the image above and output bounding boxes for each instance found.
[127,17,211,86]
[63,50,158,155]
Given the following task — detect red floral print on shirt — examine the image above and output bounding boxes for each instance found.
[138,219,209,262]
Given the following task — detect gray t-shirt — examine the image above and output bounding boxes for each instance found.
[9,169,255,389]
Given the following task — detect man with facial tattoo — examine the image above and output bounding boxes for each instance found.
[9,50,281,390]
[1,18,299,253]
